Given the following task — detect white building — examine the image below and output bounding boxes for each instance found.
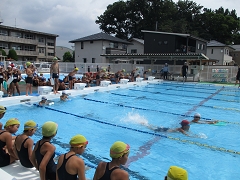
[69,32,131,63]
[206,40,235,65]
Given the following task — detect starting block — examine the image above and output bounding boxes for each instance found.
[136,78,144,82]
[120,79,129,84]
[38,86,53,95]
[100,81,111,87]
[74,83,86,90]
[148,76,155,81]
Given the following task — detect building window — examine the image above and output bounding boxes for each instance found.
[0,43,8,49]
[24,34,35,40]
[109,42,118,48]
[83,58,87,63]
[90,41,93,44]
[211,49,213,54]
[47,42,54,46]
[38,37,44,43]
[202,45,205,50]
[11,32,22,38]
[39,48,45,53]
[81,42,84,49]
[0,29,8,36]
[92,58,95,63]
[24,45,35,51]
[131,49,137,54]
[48,53,54,56]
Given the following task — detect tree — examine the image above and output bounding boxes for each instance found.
[63,51,73,62]
[8,49,18,60]
[0,49,7,56]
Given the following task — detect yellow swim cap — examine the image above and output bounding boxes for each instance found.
[24,120,38,130]
[122,69,125,72]
[110,141,130,158]
[0,106,6,114]
[26,62,31,67]
[75,68,79,71]
[167,166,188,180]
[42,121,58,137]
[69,134,88,147]
[4,118,20,128]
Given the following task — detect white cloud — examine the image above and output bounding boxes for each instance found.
[1,0,239,48]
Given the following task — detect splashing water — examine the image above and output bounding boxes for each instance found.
[120,111,149,126]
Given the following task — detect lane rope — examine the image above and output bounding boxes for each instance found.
[111,92,240,113]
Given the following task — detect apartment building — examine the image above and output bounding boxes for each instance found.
[0,25,58,62]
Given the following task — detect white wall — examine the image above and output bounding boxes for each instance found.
[75,41,106,63]
[127,40,144,54]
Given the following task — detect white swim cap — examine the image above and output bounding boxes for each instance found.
[194,113,201,118]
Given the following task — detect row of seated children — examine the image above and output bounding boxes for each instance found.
[0,113,188,180]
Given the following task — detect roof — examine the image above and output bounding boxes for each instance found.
[69,32,131,44]
[141,30,208,42]
[130,38,144,44]
[101,53,209,60]
[0,25,58,37]
[207,40,235,50]
[231,45,240,51]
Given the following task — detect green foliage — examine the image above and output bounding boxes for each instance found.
[63,51,73,62]
[8,49,18,60]
[96,0,240,44]
[0,49,7,56]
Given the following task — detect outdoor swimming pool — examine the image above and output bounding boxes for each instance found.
[2,82,240,179]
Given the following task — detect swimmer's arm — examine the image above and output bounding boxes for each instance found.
[76,158,87,180]
[177,128,189,136]
[0,122,2,130]
[5,132,18,158]
[30,145,38,170]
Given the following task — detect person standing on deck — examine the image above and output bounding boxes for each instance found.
[25,62,34,96]
[163,63,169,80]
[181,62,188,82]
[50,57,60,94]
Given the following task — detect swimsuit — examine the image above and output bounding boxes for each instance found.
[57,153,77,180]
[52,73,59,79]
[35,140,56,180]
[0,131,10,167]
[12,73,19,83]
[155,127,169,132]
[0,72,4,84]
[15,136,33,168]
[98,162,119,180]
[68,76,73,81]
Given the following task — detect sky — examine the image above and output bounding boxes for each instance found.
[1,0,239,49]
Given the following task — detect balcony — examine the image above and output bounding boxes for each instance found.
[105,48,126,54]
[15,50,38,56]
[0,35,38,45]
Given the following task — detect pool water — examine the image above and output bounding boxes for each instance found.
[3,82,240,180]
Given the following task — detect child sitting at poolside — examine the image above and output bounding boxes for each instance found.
[31,121,58,180]
[93,141,130,180]
[56,134,88,180]
[14,120,38,168]
[0,118,20,167]
[165,166,188,180]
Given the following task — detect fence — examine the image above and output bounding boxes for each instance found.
[1,60,239,83]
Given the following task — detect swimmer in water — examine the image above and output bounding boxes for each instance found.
[191,113,218,124]
[145,120,191,136]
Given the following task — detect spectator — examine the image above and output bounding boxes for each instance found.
[181,62,188,82]
[0,105,7,130]
[163,63,169,80]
